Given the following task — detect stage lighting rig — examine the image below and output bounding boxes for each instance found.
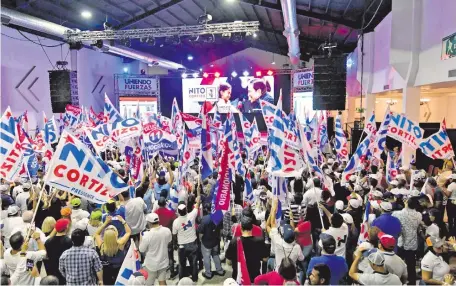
[198,14,213,24]
[65,21,260,42]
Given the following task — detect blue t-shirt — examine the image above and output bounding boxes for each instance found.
[102,206,126,236]
[371,213,402,242]
[154,182,170,200]
[307,255,348,285]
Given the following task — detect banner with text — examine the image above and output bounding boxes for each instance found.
[387,112,424,150]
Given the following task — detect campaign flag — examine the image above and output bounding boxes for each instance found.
[18,130,39,181]
[386,150,399,184]
[178,135,192,185]
[387,112,424,149]
[65,104,82,128]
[0,107,25,181]
[224,114,236,182]
[110,118,142,142]
[130,140,143,185]
[44,130,129,203]
[419,118,455,160]
[239,114,253,152]
[43,114,60,144]
[358,201,371,245]
[181,112,202,134]
[272,176,287,220]
[249,118,262,156]
[244,171,254,205]
[200,103,213,180]
[142,123,178,156]
[372,107,392,159]
[104,93,123,124]
[334,114,349,161]
[236,237,251,285]
[342,135,371,182]
[214,137,231,212]
[32,129,46,153]
[364,111,377,139]
[318,112,329,150]
[267,102,285,173]
[85,124,113,155]
[114,239,141,285]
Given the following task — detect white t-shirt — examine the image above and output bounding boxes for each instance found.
[2,217,26,249]
[172,208,198,245]
[16,192,30,212]
[125,198,147,235]
[303,187,323,206]
[270,227,304,271]
[139,226,172,271]
[358,271,401,285]
[321,224,349,257]
[364,250,408,281]
[421,250,451,282]
[4,248,46,278]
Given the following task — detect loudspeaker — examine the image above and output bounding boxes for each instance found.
[48,70,79,113]
[313,55,346,110]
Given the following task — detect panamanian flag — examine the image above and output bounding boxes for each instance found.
[114,239,140,285]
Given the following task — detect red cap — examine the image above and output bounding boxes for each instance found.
[55,219,70,232]
[378,232,396,249]
[138,269,149,280]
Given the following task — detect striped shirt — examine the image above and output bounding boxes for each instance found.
[282,202,305,224]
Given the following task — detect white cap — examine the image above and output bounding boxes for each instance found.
[327,158,334,165]
[335,200,344,210]
[146,213,159,223]
[372,190,383,198]
[7,205,20,216]
[390,180,399,186]
[349,175,357,182]
[223,278,238,286]
[368,174,378,179]
[341,213,354,224]
[380,201,393,212]
[0,184,9,193]
[349,198,361,208]
[178,277,195,286]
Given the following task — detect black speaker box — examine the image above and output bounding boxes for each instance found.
[48,70,79,113]
[313,55,347,110]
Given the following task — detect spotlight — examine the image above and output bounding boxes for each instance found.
[231,71,238,77]
[199,68,203,71]
[193,73,199,78]
[182,73,188,79]
[233,32,243,42]
[121,38,131,47]
[255,71,262,77]
[90,40,103,49]
[253,32,257,38]
[210,64,214,67]
[243,71,249,76]
[202,34,215,43]
[203,72,209,78]
[141,69,146,75]
[222,32,232,38]
[103,21,113,30]
[267,70,274,76]
[198,14,213,24]
[81,11,92,19]
[346,58,353,69]
[187,55,194,61]
[188,35,200,42]
[214,72,221,78]
[271,61,276,65]
[123,67,129,73]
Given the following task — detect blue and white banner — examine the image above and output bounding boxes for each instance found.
[200,104,213,180]
[114,239,141,285]
[43,113,60,145]
[386,150,398,184]
[142,123,178,157]
[372,107,392,159]
[44,130,129,204]
[334,114,349,161]
[419,118,455,160]
[342,135,371,182]
[387,112,424,150]
[104,93,123,124]
[85,124,113,155]
[0,107,25,181]
[364,111,377,139]
[111,118,142,142]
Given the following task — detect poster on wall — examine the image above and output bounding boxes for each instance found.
[119,100,158,118]
[114,74,160,97]
[292,69,313,93]
[182,76,275,114]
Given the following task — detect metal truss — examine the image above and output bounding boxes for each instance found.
[65,21,260,42]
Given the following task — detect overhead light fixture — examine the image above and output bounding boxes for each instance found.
[210,64,214,67]
[193,72,199,78]
[199,68,203,71]
[187,55,194,61]
[271,61,276,65]
[346,58,354,69]
[222,32,232,38]
[103,21,113,30]
[121,38,131,47]
[420,98,430,102]
[182,73,188,79]
[202,34,215,43]
[198,14,213,24]
[253,32,257,38]
[234,20,243,23]
[255,71,262,77]
[233,32,243,42]
[81,11,92,19]
[203,72,209,78]
[214,72,221,78]
[267,70,274,76]
[243,71,249,76]
[188,35,200,42]
[91,40,103,49]
[123,67,129,73]
[231,71,238,77]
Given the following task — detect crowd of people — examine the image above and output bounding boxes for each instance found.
[2,146,456,286]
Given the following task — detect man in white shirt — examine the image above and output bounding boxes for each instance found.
[2,206,25,249]
[320,213,348,257]
[303,178,323,207]
[350,248,401,285]
[4,231,46,285]
[122,190,147,245]
[269,224,304,271]
[139,213,172,285]
[15,183,31,212]
[69,198,90,235]
[172,199,200,282]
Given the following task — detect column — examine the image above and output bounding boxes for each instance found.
[402,86,420,167]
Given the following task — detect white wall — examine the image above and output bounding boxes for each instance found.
[1,26,135,128]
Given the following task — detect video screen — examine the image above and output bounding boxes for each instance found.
[182,75,275,114]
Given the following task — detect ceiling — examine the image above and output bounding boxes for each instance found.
[2,0,392,69]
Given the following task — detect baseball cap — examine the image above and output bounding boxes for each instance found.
[319,233,336,253]
[146,213,159,223]
[178,277,195,286]
[7,205,20,216]
[349,175,357,182]
[22,182,32,190]
[281,224,295,243]
[341,213,354,224]
[372,190,383,198]
[177,203,187,211]
[22,211,33,223]
[90,209,103,221]
[223,278,239,286]
[335,200,344,211]
[368,250,385,266]
[0,184,9,193]
[349,198,361,209]
[390,180,399,186]
[70,197,81,207]
[427,236,444,248]
[158,171,166,177]
[55,219,70,232]
[380,201,393,212]
[378,232,396,249]
[61,207,72,217]
[327,158,334,165]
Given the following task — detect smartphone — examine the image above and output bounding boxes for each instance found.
[26,259,34,271]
